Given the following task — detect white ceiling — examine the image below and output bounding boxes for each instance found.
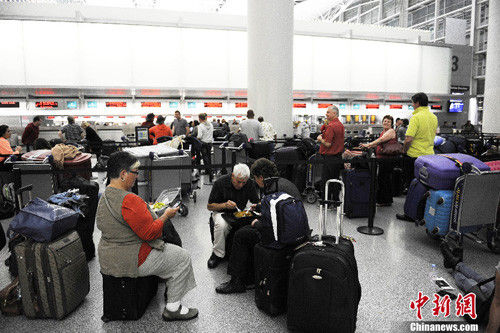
[0,0,359,21]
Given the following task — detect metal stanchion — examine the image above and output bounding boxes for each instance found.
[357,156,384,236]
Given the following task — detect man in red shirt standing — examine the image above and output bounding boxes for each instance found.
[317,106,345,200]
[22,116,42,152]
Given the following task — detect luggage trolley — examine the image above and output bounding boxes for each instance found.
[441,171,500,259]
[303,153,322,204]
[124,144,192,216]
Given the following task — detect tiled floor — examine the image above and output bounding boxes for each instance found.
[0,174,498,332]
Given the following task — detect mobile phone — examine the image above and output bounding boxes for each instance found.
[437,289,457,300]
[434,278,454,290]
[170,200,181,208]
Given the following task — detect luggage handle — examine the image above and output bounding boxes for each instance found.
[319,179,344,244]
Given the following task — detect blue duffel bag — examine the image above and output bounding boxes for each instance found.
[8,197,79,242]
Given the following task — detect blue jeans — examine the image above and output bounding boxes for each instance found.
[452,262,495,296]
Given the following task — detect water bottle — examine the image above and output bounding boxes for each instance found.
[429,264,438,283]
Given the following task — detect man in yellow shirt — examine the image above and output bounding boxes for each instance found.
[402,92,438,190]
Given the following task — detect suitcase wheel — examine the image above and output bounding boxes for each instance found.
[191,191,197,203]
[304,189,317,204]
[437,198,444,205]
[426,229,441,241]
[486,229,500,254]
[179,204,189,217]
[101,315,111,323]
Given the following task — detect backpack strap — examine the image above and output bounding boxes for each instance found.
[476,276,495,287]
[269,193,292,241]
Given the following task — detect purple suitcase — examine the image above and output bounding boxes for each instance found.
[414,153,490,190]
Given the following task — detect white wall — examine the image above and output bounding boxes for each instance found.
[0,20,451,94]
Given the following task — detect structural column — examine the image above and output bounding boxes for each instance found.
[482,0,500,133]
[247,0,294,137]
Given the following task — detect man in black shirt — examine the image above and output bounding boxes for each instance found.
[207,163,259,269]
[216,158,302,294]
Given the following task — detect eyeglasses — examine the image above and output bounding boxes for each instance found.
[128,170,139,175]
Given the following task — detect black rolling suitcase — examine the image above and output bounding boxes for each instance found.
[59,176,99,261]
[287,179,361,333]
[342,169,370,218]
[392,167,404,197]
[15,230,90,319]
[101,274,159,322]
[254,243,293,316]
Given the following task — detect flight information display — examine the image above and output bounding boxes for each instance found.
[448,100,463,113]
[87,101,97,108]
[431,104,443,110]
[204,102,222,108]
[293,103,306,108]
[106,102,127,107]
[188,102,197,108]
[67,101,77,109]
[36,101,58,108]
[0,101,19,108]
[365,104,379,109]
[169,102,179,108]
[318,103,332,108]
[390,105,403,109]
[235,102,248,108]
[141,102,161,107]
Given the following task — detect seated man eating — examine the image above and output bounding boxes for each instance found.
[207,163,260,269]
[216,158,302,294]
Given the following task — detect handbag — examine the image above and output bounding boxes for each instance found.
[0,277,22,316]
[162,219,182,247]
[379,141,403,156]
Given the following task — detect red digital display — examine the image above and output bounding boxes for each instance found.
[204,102,222,108]
[390,105,403,109]
[141,102,161,108]
[47,116,55,119]
[293,103,306,108]
[235,102,247,108]
[365,104,380,109]
[318,103,332,108]
[431,105,442,110]
[106,102,127,107]
[0,101,19,108]
[36,101,58,108]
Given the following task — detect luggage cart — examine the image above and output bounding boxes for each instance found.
[303,153,322,204]
[441,171,500,259]
[4,155,56,203]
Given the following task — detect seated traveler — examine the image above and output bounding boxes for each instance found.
[0,125,22,163]
[216,158,301,294]
[96,151,198,321]
[207,163,260,269]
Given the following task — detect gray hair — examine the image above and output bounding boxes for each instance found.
[328,105,339,116]
[232,163,250,179]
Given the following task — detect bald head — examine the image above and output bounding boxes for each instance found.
[326,105,339,121]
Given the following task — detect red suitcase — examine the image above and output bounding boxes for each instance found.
[485,160,500,171]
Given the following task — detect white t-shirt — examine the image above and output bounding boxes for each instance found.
[239,119,263,140]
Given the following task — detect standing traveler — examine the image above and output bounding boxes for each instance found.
[59,116,84,144]
[360,115,398,206]
[397,119,409,144]
[149,115,173,145]
[172,110,190,136]
[239,110,263,141]
[197,113,214,181]
[141,113,155,128]
[81,122,103,158]
[401,92,438,191]
[317,105,345,201]
[257,117,276,141]
[22,116,42,152]
[0,125,22,163]
[96,151,198,321]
